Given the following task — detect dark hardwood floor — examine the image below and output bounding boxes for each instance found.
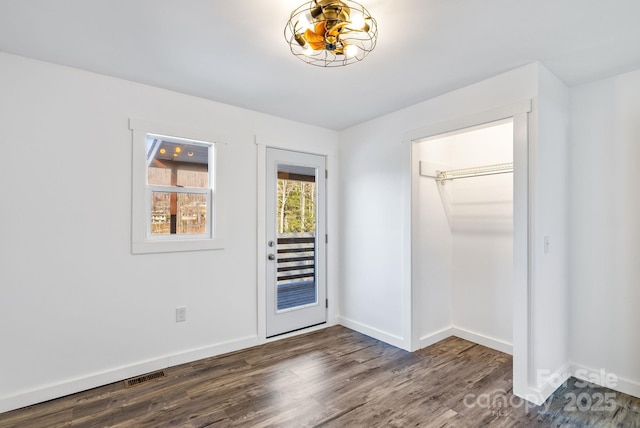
[1,326,638,427]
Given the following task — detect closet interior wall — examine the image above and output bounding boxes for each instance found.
[416,120,514,351]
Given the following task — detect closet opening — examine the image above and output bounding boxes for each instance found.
[407,101,531,401]
[413,118,515,354]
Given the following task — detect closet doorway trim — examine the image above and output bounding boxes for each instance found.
[404,99,532,402]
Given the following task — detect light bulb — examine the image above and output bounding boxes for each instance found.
[175,147,182,153]
[296,12,312,32]
[350,11,365,30]
[345,44,358,58]
[159,148,166,154]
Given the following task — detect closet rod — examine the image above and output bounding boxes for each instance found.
[421,162,513,183]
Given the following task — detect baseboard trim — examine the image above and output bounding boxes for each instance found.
[0,335,259,414]
[570,362,640,400]
[451,327,513,355]
[419,327,454,349]
[166,336,259,367]
[417,326,512,355]
[337,317,406,349]
[526,361,572,406]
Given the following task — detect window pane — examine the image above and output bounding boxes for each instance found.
[275,165,317,311]
[177,193,207,234]
[146,136,209,188]
[151,192,171,235]
[151,192,207,236]
[277,177,316,234]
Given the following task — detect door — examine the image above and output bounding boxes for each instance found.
[266,148,326,337]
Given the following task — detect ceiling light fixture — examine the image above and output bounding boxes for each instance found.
[285,0,378,67]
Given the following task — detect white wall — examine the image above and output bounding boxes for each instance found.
[339,62,572,403]
[414,121,513,353]
[339,64,538,349]
[569,69,640,398]
[0,52,339,412]
[529,65,571,398]
[415,141,454,344]
[450,122,513,348]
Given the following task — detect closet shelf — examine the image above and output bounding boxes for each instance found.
[421,162,513,183]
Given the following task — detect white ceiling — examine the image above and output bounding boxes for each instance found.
[1,0,639,130]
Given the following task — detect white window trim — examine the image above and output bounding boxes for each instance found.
[130,118,225,254]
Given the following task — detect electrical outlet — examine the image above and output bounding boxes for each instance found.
[176,306,186,322]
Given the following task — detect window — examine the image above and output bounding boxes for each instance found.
[130,119,224,253]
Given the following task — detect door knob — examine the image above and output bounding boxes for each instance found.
[268,253,275,260]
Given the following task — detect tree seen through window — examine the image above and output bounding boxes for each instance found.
[277,177,316,234]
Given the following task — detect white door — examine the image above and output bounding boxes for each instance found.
[266,148,326,337]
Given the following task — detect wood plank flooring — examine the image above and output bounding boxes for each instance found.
[1,326,638,427]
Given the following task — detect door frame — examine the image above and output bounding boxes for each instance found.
[256,138,338,343]
[402,100,534,399]
[265,148,327,337]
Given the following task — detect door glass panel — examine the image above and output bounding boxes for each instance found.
[276,164,317,311]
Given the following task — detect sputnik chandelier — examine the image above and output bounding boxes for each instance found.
[284,0,378,67]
